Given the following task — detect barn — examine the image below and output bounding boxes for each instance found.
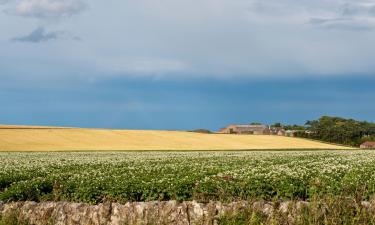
[220,124,270,135]
[360,141,375,149]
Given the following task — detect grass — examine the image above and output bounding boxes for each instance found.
[0,211,29,225]
[0,125,352,151]
[217,197,375,225]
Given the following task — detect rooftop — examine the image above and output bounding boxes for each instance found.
[231,124,268,128]
[362,141,375,146]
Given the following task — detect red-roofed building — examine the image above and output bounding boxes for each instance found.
[219,124,270,135]
[360,142,375,149]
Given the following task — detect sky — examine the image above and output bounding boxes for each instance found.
[0,0,375,130]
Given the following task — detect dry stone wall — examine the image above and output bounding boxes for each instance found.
[2,200,257,225]
[1,200,373,225]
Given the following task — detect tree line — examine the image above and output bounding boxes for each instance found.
[278,116,375,147]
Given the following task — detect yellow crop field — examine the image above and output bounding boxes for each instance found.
[0,125,353,151]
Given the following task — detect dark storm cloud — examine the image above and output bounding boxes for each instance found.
[12,26,61,43]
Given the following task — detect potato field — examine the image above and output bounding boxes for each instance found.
[1,150,375,204]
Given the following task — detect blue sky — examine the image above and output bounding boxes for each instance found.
[1,0,375,130]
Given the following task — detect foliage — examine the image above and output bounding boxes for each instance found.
[218,197,375,225]
[2,151,375,204]
[0,211,30,225]
[190,129,212,134]
[283,124,306,131]
[271,123,282,128]
[298,116,375,146]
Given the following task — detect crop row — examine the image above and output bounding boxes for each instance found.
[1,151,375,203]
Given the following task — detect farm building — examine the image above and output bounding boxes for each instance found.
[270,127,286,136]
[360,141,375,149]
[285,130,303,137]
[220,124,270,135]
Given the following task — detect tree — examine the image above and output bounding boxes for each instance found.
[284,124,305,131]
[303,116,375,147]
[272,123,282,128]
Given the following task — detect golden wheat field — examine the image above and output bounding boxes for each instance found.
[0,125,353,151]
[0,125,356,151]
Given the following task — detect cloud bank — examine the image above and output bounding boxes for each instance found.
[14,0,86,19]
[2,0,85,46]
[1,0,375,79]
[12,26,61,42]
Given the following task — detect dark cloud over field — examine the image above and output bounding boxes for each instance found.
[1,76,374,130]
[3,0,87,19]
[1,0,375,78]
[12,27,61,42]
[0,0,374,129]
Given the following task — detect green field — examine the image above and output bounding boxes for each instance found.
[1,150,375,204]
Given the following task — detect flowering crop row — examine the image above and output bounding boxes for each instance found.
[1,151,375,203]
